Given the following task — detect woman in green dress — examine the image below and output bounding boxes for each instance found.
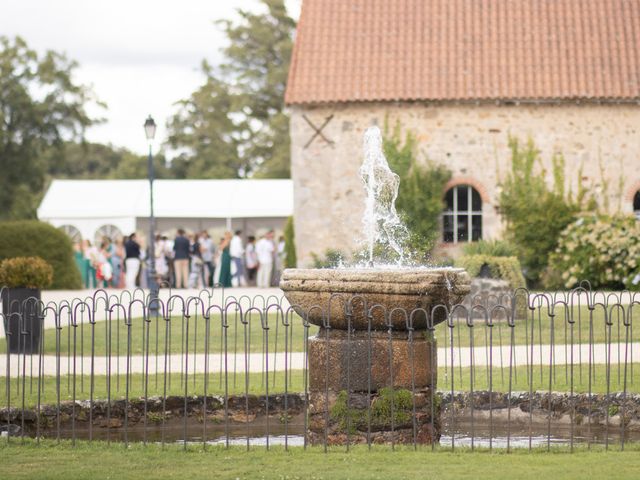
[217,232,233,288]
[73,242,88,287]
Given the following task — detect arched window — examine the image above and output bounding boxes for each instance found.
[634,190,640,220]
[94,224,123,245]
[443,185,482,243]
[58,225,82,243]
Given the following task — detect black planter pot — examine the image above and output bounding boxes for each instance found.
[1,288,42,354]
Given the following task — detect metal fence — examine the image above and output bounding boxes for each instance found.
[1,284,640,452]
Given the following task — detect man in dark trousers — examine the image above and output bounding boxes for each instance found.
[173,228,190,288]
[124,233,141,289]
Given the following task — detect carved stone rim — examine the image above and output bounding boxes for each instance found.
[280,267,470,295]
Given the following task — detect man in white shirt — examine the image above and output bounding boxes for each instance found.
[229,230,246,287]
[255,230,275,288]
[199,231,215,287]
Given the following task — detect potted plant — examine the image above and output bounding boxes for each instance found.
[0,256,53,353]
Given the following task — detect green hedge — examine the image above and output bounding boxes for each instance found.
[311,249,345,269]
[462,239,518,257]
[0,221,82,289]
[456,254,526,289]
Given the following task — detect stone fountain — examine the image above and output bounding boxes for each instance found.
[280,127,470,445]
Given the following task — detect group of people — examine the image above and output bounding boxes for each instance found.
[74,237,124,289]
[75,229,286,290]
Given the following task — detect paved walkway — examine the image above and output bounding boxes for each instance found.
[2,342,637,377]
[2,351,305,376]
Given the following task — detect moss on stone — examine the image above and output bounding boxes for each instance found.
[146,412,165,424]
[329,388,416,433]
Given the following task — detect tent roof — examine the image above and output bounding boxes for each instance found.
[37,179,294,219]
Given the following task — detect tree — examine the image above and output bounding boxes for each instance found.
[45,142,128,179]
[383,122,452,261]
[498,137,586,286]
[107,149,171,179]
[166,67,245,178]
[218,0,295,178]
[283,216,297,268]
[49,141,171,180]
[167,0,295,179]
[0,36,101,219]
[41,140,171,185]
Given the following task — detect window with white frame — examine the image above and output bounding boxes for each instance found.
[442,185,482,243]
[634,190,640,220]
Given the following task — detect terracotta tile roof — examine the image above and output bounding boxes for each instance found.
[285,0,640,104]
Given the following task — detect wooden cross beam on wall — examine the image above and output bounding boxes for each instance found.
[303,114,335,149]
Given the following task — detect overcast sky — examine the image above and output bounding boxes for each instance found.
[0,0,301,154]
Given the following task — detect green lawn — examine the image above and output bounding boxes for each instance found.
[0,313,318,356]
[1,370,306,408]
[1,440,640,480]
[443,363,640,395]
[434,305,637,348]
[3,363,638,409]
[3,306,634,358]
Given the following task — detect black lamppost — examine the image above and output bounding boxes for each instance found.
[144,115,159,313]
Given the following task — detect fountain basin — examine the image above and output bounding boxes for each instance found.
[280,267,470,330]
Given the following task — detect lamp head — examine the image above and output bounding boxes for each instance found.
[144,115,156,141]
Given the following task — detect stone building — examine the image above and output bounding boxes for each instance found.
[285,0,640,266]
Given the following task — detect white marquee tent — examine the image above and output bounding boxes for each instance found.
[38,179,293,243]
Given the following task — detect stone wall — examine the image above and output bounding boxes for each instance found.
[290,102,640,266]
[6,391,640,441]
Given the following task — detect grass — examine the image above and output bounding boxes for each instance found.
[434,305,638,348]
[0,313,318,356]
[1,370,307,408]
[2,440,640,479]
[442,363,640,395]
[3,363,639,409]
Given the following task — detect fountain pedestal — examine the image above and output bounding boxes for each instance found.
[307,329,439,445]
[280,267,470,445]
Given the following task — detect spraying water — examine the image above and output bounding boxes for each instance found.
[359,126,409,266]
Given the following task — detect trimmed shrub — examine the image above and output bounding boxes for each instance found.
[0,256,53,289]
[548,214,640,291]
[462,239,518,257]
[456,254,526,289]
[0,221,82,289]
[311,249,345,269]
[283,216,297,268]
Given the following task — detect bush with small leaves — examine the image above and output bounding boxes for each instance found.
[548,214,640,291]
[0,256,53,289]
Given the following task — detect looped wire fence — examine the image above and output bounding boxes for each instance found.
[1,285,640,451]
